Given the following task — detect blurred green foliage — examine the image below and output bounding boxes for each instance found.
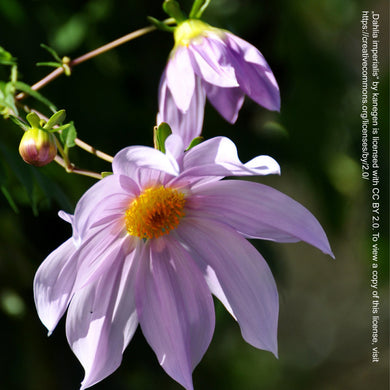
[0,0,388,389]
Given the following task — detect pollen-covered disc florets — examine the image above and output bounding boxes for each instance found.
[125,185,186,239]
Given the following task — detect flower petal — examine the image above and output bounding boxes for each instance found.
[188,180,334,257]
[58,211,81,247]
[203,81,244,123]
[179,136,280,179]
[226,33,280,111]
[176,218,279,356]
[166,47,195,112]
[135,237,215,390]
[113,145,180,180]
[66,247,139,390]
[73,226,133,292]
[33,238,77,334]
[158,72,206,148]
[165,134,184,163]
[74,175,130,240]
[189,36,239,88]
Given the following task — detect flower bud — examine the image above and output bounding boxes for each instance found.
[19,128,57,167]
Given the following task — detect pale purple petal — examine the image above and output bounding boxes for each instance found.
[177,136,280,179]
[227,32,270,68]
[66,248,139,390]
[203,81,244,123]
[33,238,77,334]
[188,180,334,257]
[201,265,236,319]
[58,211,81,246]
[165,134,184,163]
[166,47,195,112]
[74,175,130,240]
[135,237,215,390]
[58,210,73,224]
[113,145,180,179]
[226,33,280,111]
[176,218,278,355]
[73,227,133,292]
[158,72,206,148]
[189,37,238,88]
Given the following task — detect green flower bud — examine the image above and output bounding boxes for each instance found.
[19,128,57,167]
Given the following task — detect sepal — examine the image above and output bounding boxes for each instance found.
[154,122,172,153]
[163,0,187,23]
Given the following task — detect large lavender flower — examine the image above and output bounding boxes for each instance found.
[158,19,280,146]
[34,135,332,389]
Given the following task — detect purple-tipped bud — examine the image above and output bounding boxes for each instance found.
[19,128,57,167]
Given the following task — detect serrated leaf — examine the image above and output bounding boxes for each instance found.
[26,112,41,128]
[13,81,57,112]
[44,109,66,130]
[60,122,77,148]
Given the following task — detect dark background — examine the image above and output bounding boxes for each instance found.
[0,0,388,389]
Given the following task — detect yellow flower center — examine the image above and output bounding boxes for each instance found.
[174,19,214,47]
[125,186,186,239]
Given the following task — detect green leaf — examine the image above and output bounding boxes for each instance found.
[13,81,57,112]
[60,121,77,148]
[0,160,19,213]
[26,112,41,128]
[0,185,19,213]
[53,123,71,132]
[8,115,29,131]
[44,109,66,130]
[0,46,17,66]
[40,43,62,62]
[0,81,18,116]
[0,143,35,208]
[36,61,62,68]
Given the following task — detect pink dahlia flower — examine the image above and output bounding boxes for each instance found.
[34,135,332,389]
[158,19,280,146]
